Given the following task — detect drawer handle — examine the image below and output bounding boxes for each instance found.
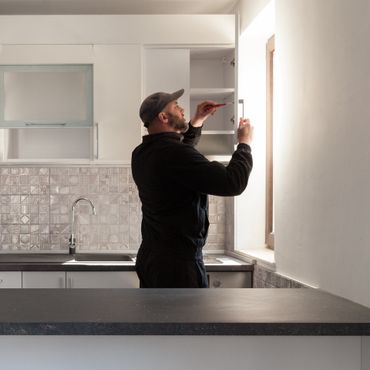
[0,279,4,284]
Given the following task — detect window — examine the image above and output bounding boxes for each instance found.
[266,35,275,249]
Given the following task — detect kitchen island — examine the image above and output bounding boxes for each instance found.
[0,288,369,369]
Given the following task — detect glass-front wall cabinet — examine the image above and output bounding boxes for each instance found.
[0,64,93,160]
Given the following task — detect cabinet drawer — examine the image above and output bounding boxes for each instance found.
[23,271,66,288]
[0,271,22,288]
[207,271,252,288]
[67,271,139,288]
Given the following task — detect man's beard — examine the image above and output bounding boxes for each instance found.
[167,113,189,133]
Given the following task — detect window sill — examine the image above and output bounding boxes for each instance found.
[228,247,276,271]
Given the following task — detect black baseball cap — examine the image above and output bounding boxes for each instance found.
[139,89,184,127]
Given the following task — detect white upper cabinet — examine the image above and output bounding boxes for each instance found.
[0,44,94,64]
[0,45,94,161]
[190,47,237,159]
[0,64,93,128]
[143,48,190,123]
[93,44,142,161]
[0,45,94,130]
[0,44,142,162]
[144,46,237,160]
[0,15,235,163]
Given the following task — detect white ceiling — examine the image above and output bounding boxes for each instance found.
[0,0,239,15]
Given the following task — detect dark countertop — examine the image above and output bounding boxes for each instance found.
[0,253,253,272]
[1,288,369,336]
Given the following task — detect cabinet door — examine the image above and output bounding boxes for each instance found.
[0,44,94,161]
[93,45,142,161]
[0,272,22,288]
[207,272,251,288]
[0,45,94,64]
[22,271,66,288]
[144,48,190,121]
[66,271,139,288]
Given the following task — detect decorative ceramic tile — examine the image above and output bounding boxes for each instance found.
[0,165,228,252]
[0,168,10,175]
[252,264,307,289]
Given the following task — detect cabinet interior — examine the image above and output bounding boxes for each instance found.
[190,47,236,158]
[0,64,93,161]
[0,127,92,160]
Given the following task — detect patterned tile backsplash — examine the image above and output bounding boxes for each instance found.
[253,264,307,289]
[0,166,228,253]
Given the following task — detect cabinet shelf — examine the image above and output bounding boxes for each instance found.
[205,155,232,162]
[202,130,235,135]
[190,88,234,99]
[197,132,235,157]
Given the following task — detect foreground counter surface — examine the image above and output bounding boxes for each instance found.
[0,288,369,370]
[0,288,369,335]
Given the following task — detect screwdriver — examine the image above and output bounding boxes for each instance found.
[205,101,234,110]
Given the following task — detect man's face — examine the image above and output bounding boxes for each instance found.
[163,101,188,133]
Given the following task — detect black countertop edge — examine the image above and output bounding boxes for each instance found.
[0,264,253,272]
[0,264,137,272]
[1,322,369,336]
[205,265,253,272]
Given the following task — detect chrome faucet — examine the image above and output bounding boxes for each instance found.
[68,197,97,255]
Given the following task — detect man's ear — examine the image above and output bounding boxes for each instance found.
[158,112,168,123]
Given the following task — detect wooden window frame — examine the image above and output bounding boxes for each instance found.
[266,35,275,249]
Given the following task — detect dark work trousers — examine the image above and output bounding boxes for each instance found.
[136,247,208,288]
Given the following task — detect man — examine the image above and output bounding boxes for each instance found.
[132,88,253,288]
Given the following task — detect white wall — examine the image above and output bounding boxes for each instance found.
[275,0,370,307]
[236,0,272,34]
[234,1,275,252]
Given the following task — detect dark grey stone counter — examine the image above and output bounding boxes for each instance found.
[0,288,369,336]
[0,253,253,272]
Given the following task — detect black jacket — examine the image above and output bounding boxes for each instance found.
[131,124,253,260]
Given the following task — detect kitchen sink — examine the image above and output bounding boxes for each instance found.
[73,253,134,262]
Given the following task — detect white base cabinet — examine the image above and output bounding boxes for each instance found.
[66,271,139,288]
[0,271,139,289]
[1,271,250,289]
[0,271,22,288]
[207,271,251,288]
[22,271,66,288]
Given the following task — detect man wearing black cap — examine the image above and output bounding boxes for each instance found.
[132,89,253,288]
